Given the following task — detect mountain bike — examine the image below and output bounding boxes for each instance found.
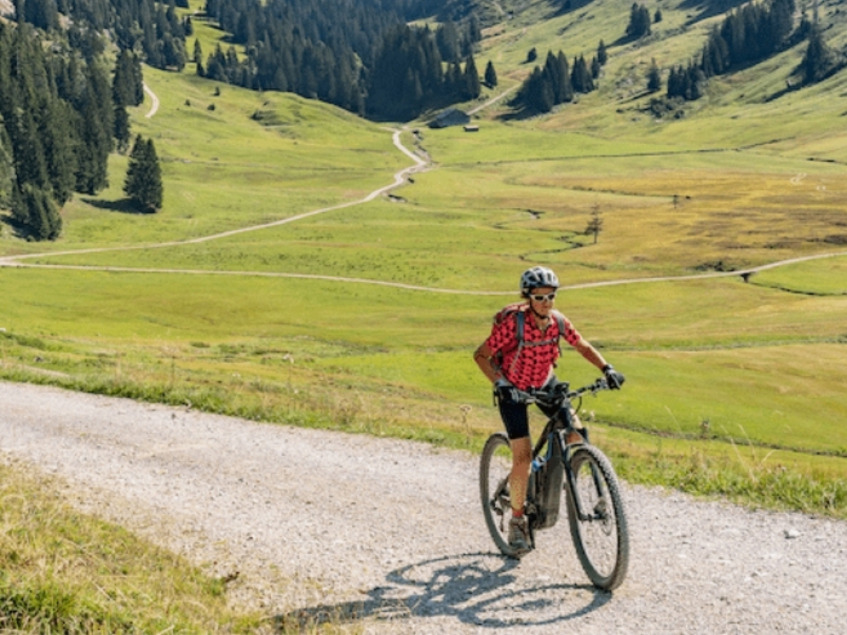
[479,378,629,591]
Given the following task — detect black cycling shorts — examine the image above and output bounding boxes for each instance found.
[497,396,561,440]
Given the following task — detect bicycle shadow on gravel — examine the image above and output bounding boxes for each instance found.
[273,552,611,632]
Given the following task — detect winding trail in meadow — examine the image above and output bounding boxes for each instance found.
[1,85,846,634]
[143,82,160,118]
[3,251,846,296]
[468,85,519,114]
[0,82,845,293]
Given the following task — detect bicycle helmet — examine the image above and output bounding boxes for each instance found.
[520,266,559,297]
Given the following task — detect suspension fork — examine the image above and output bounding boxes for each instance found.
[561,429,606,520]
[558,397,606,519]
[560,433,587,519]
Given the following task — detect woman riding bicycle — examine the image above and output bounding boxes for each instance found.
[473,266,625,556]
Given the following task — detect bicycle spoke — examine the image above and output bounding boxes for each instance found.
[566,445,629,590]
[480,433,519,557]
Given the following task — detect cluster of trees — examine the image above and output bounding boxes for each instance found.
[434,18,482,62]
[666,0,797,100]
[408,0,485,25]
[666,64,707,101]
[514,43,605,114]
[13,0,192,71]
[1,22,119,239]
[0,16,155,240]
[198,0,481,119]
[366,25,481,120]
[200,39,364,114]
[699,0,795,77]
[653,0,842,108]
[198,0,383,113]
[800,23,843,85]
[626,3,653,39]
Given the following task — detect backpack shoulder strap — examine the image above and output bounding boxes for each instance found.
[552,310,566,339]
[506,308,526,374]
[552,310,567,355]
[515,309,525,346]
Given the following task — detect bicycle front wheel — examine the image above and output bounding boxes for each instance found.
[566,444,629,591]
[479,432,521,558]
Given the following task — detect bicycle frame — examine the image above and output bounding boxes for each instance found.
[526,381,606,531]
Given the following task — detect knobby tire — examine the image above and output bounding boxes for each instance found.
[480,432,522,559]
[566,444,629,591]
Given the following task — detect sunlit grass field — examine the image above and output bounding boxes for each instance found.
[1,0,847,626]
[1,0,844,506]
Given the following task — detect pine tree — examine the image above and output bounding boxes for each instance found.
[557,51,573,102]
[8,109,50,190]
[687,63,705,100]
[666,65,683,99]
[75,97,110,194]
[447,61,462,97]
[112,50,144,107]
[436,21,460,63]
[124,135,163,213]
[597,40,607,66]
[591,56,601,79]
[74,62,113,194]
[647,59,662,93]
[571,55,594,93]
[12,182,62,241]
[526,67,554,113]
[484,60,497,88]
[802,24,838,85]
[462,54,480,100]
[543,51,563,103]
[113,103,131,153]
[41,99,77,206]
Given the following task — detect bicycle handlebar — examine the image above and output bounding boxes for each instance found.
[519,377,609,405]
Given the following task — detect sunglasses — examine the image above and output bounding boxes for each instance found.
[530,292,557,302]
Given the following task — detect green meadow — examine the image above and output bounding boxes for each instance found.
[2,0,847,626]
[1,7,847,625]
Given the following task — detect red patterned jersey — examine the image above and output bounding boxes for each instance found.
[486,307,582,390]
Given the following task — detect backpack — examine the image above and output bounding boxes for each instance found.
[492,302,566,374]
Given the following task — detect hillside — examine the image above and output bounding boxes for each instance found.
[1,0,845,515]
[467,0,847,158]
[0,0,845,628]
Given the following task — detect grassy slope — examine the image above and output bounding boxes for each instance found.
[1,0,846,624]
[0,462,261,632]
[0,0,843,490]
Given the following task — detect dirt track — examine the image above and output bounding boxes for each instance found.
[1,88,844,293]
[1,381,845,633]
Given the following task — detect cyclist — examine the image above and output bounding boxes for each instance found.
[473,265,625,556]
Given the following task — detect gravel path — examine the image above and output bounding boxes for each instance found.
[1,381,845,633]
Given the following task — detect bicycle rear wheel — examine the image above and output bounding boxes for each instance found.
[479,432,521,558]
[565,444,629,590]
